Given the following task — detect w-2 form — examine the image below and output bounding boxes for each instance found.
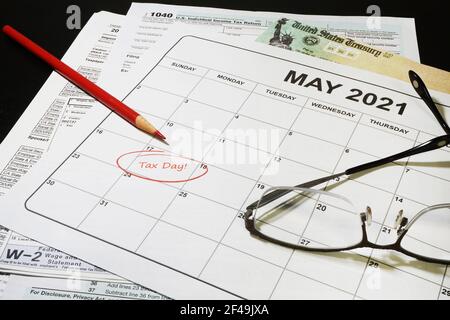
[0,26,448,299]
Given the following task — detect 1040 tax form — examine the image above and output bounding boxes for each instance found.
[0,28,448,299]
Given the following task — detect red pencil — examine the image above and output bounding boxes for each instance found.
[2,25,167,142]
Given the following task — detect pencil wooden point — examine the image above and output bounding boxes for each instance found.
[135,115,167,140]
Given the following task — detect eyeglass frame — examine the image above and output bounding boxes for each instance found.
[244,70,450,265]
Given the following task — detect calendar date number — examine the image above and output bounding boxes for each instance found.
[346,89,407,115]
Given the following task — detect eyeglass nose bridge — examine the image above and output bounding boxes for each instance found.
[394,210,409,235]
[360,206,372,227]
[358,207,409,250]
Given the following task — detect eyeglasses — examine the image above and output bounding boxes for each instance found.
[244,70,450,264]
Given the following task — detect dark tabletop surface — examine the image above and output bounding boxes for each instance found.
[0,0,448,142]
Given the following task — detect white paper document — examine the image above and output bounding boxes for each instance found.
[0,11,164,298]
[0,274,9,298]
[0,11,124,197]
[113,2,420,75]
[0,226,120,280]
[0,11,130,282]
[0,4,422,288]
[0,274,166,300]
[0,26,448,299]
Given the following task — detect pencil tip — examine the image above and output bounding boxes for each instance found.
[154,130,167,141]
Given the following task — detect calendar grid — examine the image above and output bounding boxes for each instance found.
[142,80,420,144]
[268,107,363,299]
[31,168,450,295]
[131,67,214,250]
[197,93,309,278]
[74,169,125,229]
[437,265,448,300]
[130,83,449,184]
[50,165,447,264]
[164,55,441,138]
[137,79,260,252]
[352,131,420,299]
[36,132,448,295]
[96,115,448,190]
[72,71,206,231]
[25,40,449,299]
[135,67,262,253]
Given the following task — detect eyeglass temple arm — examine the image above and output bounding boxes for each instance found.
[247,71,450,212]
[248,133,449,211]
[348,70,450,175]
[345,134,450,175]
[246,173,343,210]
[409,70,450,135]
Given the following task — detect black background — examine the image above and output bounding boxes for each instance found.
[0,0,448,142]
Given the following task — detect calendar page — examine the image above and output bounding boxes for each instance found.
[1,34,449,299]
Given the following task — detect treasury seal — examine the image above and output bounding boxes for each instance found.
[302,35,320,46]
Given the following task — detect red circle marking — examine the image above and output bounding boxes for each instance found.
[116,150,208,183]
